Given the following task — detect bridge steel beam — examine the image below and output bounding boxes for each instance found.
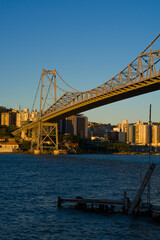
[37,122,58,153]
[40,76,160,123]
[13,75,160,138]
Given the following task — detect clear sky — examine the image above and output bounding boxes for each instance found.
[0,0,160,124]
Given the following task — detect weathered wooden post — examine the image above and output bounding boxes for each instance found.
[124,191,130,213]
[58,196,61,208]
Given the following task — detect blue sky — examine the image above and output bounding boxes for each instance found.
[0,0,160,124]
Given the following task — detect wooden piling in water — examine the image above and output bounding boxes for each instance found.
[58,196,62,208]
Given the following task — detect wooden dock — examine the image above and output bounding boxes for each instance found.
[58,194,130,214]
[57,163,160,221]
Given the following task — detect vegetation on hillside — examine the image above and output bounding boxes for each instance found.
[19,140,31,151]
[0,125,17,138]
[105,142,131,153]
[0,106,12,113]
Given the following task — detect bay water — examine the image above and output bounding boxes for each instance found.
[0,153,160,239]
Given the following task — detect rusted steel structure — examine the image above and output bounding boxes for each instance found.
[13,34,160,152]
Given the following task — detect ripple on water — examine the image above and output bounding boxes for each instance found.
[0,153,160,240]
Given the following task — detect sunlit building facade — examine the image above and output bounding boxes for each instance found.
[1,111,17,126]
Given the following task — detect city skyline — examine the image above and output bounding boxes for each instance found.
[2,107,160,147]
[3,106,160,126]
[0,0,160,124]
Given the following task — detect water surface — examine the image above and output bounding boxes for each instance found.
[0,154,160,239]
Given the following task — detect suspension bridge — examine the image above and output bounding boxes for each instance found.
[13,34,160,153]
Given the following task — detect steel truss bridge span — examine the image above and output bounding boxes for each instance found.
[13,34,160,152]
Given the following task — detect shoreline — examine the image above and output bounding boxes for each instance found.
[0,151,160,155]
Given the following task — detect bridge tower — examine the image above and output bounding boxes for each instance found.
[31,67,78,154]
[35,69,59,153]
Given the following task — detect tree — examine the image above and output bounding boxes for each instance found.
[0,125,17,137]
[19,140,31,151]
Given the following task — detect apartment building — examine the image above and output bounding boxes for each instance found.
[118,120,129,141]
[117,119,160,146]
[1,111,17,126]
[16,109,38,127]
[58,114,88,138]
[152,125,160,146]
[128,125,135,143]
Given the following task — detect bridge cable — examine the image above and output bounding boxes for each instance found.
[31,76,42,112]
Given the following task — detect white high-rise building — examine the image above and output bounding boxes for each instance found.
[16,109,39,127]
[116,120,160,146]
[30,109,38,122]
[135,121,149,145]
[152,125,160,146]
[118,120,129,142]
[140,124,149,145]
[128,125,135,143]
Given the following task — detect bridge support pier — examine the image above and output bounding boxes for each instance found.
[21,130,30,141]
[30,127,37,152]
[36,121,58,154]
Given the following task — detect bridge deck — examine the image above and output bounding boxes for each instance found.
[13,74,160,134]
